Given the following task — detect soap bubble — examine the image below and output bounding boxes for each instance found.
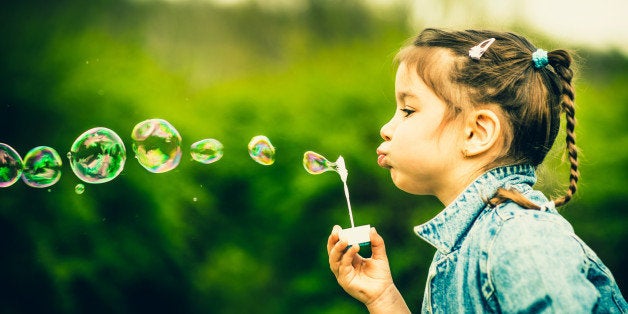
[21,146,63,188]
[190,139,223,164]
[303,151,336,174]
[75,183,85,194]
[68,127,126,184]
[131,118,182,173]
[303,151,348,181]
[248,135,275,165]
[0,143,23,188]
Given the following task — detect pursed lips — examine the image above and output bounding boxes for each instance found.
[376,147,390,169]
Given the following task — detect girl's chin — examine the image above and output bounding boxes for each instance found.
[391,172,429,195]
[390,173,411,193]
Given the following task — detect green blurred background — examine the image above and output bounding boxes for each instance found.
[1,0,626,313]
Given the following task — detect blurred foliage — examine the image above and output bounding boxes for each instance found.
[1,0,627,313]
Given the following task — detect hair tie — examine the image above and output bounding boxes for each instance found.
[532,49,549,69]
[469,38,496,60]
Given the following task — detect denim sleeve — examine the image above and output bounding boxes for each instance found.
[487,215,600,313]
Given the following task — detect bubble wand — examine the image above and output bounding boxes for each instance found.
[334,156,354,228]
[303,151,370,247]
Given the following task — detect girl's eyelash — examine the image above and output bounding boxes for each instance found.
[401,108,415,117]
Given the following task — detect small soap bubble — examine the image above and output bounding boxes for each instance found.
[68,127,126,184]
[75,183,85,194]
[21,146,63,188]
[303,151,336,174]
[302,151,347,181]
[190,139,223,164]
[0,143,23,188]
[131,118,182,173]
[248,135,275,165]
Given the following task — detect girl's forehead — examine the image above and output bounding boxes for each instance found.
[395,48,462,108]
[394,62,411,84]
[395,62,428,94]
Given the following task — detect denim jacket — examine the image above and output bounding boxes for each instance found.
[414,164,627,313]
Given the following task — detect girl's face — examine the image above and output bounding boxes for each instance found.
[377,62,463,197]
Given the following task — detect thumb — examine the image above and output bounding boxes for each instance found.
[369,227,388,262]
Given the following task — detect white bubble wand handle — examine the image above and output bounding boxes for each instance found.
[335,156,355,228]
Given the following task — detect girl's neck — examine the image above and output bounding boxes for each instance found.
[436,161,491,206]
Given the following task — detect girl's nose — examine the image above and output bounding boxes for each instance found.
[380,120,393,141]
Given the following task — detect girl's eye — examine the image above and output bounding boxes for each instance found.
[401,108,415,117]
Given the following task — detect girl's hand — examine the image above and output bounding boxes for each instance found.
[327,225,410,313]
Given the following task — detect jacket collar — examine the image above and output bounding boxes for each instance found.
[414,164,537,254]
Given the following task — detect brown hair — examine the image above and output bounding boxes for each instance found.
[396,28,578,209]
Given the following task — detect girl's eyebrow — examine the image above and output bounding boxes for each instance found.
[396,91,417,103]
[396,92,409,102]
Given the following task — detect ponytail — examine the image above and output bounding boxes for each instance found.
[489,49,579,210]
[548,50,579,207]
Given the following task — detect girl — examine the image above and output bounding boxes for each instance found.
[327,28,627,313]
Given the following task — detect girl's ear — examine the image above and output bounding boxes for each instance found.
[462,109,501,157]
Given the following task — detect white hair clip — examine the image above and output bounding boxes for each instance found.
[469,38,496,60]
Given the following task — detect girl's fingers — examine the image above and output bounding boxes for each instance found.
[326,225,342,254]
[329,238,349,276]
[369,227,388,262]
[338,244,360,277]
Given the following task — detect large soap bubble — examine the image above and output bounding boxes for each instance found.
[21,146,63,188]
[131,118,182,173]
[0,143,23,188]
[303,151,337,174]
[248,135,275,165]
[190,138,223,164]
[68,127,127,184]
